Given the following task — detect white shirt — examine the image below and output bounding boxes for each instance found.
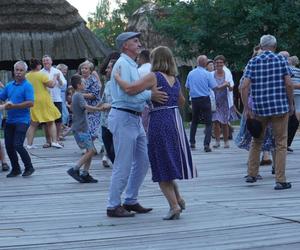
[138,63,151,77]
[41,67,66,102]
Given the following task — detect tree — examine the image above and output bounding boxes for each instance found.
[88,0,150,48]
[153,0,300,70]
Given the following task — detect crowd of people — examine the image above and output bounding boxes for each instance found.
[0,32,299,220]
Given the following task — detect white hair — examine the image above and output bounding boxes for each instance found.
[14,61,28,71]
[289,56,299,66]
[260,34,277,49]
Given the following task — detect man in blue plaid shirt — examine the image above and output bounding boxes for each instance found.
[241,34,294,190]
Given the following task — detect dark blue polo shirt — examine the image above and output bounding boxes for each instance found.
[0,79,34,124]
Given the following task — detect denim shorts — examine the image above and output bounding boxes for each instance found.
[73,131,95,150]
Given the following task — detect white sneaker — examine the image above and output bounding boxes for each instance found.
[26,144,38,149]
[102,155,112,168]
[51,142,63,149]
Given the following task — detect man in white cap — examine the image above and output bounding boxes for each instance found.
[241,34,294,190]
[106,32,168,217]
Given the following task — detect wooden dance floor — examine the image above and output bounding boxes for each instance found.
[1,128,300,249]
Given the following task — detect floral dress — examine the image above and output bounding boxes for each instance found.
[84,74,101,139]
[212,74,237,124]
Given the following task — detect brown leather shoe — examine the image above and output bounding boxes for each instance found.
[123,203,153,213]
[107,205,135,218]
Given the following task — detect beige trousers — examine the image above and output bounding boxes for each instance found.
[248,113,289,183]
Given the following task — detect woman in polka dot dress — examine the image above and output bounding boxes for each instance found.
[115,46,197,220]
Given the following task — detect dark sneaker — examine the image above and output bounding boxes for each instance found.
[287,147,293,152]
[256,174,263,180]
[2,163,9,171]
[22,167,35,177]
[107,205,135,218]
[67,168,82,183]
[7,170,21,178]
[244,174,262,180]
[123,203,152,213]
[204,146,212,152]
[245,176,257,183]
[190,143,196,149]
[274,182,292,190]
[80,173,98,183]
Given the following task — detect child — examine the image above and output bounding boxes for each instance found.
[67,75,109,183]
[115,46,196,220]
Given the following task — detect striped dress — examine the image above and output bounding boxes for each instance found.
[148,72,197,182]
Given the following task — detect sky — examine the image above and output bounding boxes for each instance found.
[67,0,119,20]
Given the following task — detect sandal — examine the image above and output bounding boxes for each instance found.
[43,143,51,148]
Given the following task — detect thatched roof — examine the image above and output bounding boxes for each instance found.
[127,3,196,67]
[0,0,111,69]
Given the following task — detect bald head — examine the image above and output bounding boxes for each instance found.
[197,55,208,67]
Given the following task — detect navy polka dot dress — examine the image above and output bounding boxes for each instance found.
[148,72,197,182]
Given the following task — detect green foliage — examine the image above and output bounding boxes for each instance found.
[88,0,150,49]
[154,0,300,70]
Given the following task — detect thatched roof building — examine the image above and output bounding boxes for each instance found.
[127,3,196,67]
[0,0,111,70]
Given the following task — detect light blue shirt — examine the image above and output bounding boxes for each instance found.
[185,66,217,98]
[110,53,151,112]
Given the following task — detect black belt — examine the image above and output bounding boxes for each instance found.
[112,107,142,116]
[191,96,210,100]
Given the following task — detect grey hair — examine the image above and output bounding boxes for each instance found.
[288,56,299,66]
[79,60,94,72]
[14,60,28,71]
[260,34,277,49]
[56,63,68,71]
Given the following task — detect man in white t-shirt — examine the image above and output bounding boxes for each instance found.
[137,49,152,132]
[41,55,67,147]
[137,49,151,77]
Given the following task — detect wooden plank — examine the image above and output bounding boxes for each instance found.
[0,128,300,249]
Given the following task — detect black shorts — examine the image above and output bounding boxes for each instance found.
[54,102,62,123]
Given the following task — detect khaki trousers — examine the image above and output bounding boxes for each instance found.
[248,113,289,183]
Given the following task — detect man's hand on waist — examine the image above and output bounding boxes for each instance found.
[151,86,168,104]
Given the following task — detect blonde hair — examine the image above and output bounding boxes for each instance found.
[150,46,178,76]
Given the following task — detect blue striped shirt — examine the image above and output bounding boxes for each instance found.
[244,51,290,116]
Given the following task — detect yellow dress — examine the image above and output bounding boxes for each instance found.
[26,71,61,122]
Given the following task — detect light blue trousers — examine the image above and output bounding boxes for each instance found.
[107,109,150,208]
[61,102,69,125]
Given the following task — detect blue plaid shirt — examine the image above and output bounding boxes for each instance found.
[244,51,291,116]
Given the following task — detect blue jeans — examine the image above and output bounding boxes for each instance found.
[107,109,149,208]
[4,123,33,172]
